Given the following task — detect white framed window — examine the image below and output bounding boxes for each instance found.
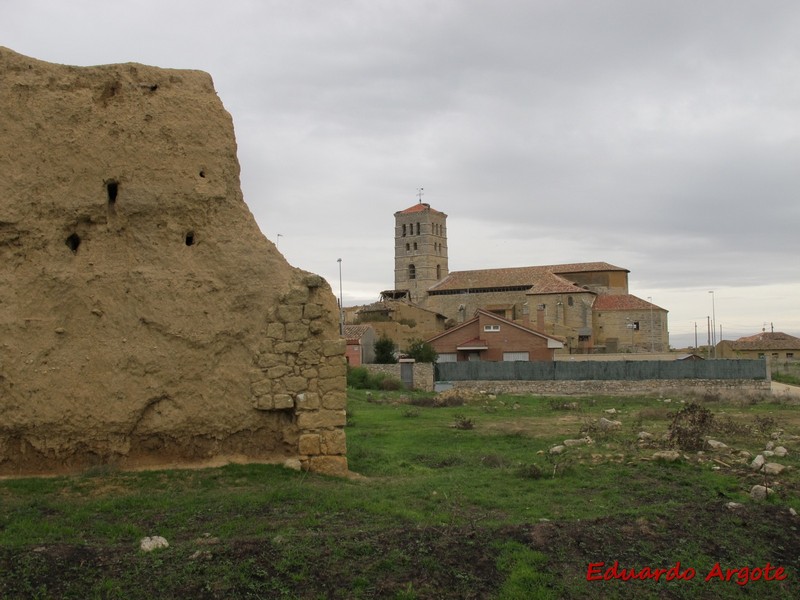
[503,352,529,362]
[483,324,500,332]
[436,353,457,363]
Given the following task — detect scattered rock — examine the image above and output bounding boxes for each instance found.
[549,445,566,455]
[563,437,591,447]
[725,502,743,510]
[762,450,775,458]
[790,508,798,517]
[763,463,786,476]
[597,418,622,431]
[283,458,302,471]
[637,431,654,441]
[774,446,788,457]
[738,450,752,459]
[707,440,728,451]
[140,536,169,552]
[765,441,775,451]
[750,455,765,471]
[603,408,618,414]
[750,485,775,501]
[653,450,681,462]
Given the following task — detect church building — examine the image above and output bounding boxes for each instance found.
[388,201,669,354]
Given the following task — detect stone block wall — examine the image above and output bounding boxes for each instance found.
[0,48,347,477]
[447,379,771,397]
[361,363,435,392]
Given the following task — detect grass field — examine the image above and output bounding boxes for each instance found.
[1,388,800,599]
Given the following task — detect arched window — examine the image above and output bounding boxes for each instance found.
[568,296,574,307]
[436,264,441,279]
[409,264,416,280]
[402,224,407,237]
[413,242,417,251]
[416,222,420,235]
[405,243,410,252]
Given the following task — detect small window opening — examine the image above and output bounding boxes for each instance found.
[66,233,81,253]
[409,264,416,280]
[107,181,118,205]
[567,296,574,307]
[402,224,407,237]
[185,231,195,246]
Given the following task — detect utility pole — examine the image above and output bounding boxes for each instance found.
[337,258,344,335]
[707,316,711,359]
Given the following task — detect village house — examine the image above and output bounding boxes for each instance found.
[387,201,669,355]
[426,309,564,362]
[343,325,376,366]
[716,331,800,361]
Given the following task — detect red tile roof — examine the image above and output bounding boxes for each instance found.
[592,295,662,311]
[728,332,800,350]
[395,202,445,216]
[428,263,625,293]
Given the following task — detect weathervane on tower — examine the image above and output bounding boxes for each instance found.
[417,187,424,203]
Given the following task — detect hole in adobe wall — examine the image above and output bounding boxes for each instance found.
[66,233,81,253]
[199,170,206,178]
[185,232,195,246]
[106,181,119,205]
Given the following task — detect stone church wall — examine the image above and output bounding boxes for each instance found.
[0,48,347,476]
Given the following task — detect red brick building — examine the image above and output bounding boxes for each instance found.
[426,309,563,362]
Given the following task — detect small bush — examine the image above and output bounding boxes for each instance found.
[402,408,421,418]
[548,399,581,411]
[453,414,475,430]
[480,454,508,468]
[346,366,404,391]
[668,402,714,451]
[754,414,778,434]
[712,415,752,437]
[515,464,544,480]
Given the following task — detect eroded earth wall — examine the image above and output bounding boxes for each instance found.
[0,47,347,476]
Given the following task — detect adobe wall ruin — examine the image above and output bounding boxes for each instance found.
[0,47,347,476]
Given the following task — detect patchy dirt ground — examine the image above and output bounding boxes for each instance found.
[2,501,798,599]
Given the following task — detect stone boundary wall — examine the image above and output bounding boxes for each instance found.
[447,378,771,397]
[361,363,435,392]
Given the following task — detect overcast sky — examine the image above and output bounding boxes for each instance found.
[4,0,799,348]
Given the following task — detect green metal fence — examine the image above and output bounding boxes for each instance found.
[435,359,767,382]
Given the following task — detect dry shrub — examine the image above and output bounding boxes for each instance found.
[668,402,714,451]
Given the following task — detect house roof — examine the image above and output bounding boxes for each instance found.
[343,325,373,342]
[395,202,445,216]
[593,295,664,311]
[426,308,564,348]
[726,332,800,351]
[427,262,626,294]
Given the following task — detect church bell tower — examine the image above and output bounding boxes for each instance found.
[393,200,448,305]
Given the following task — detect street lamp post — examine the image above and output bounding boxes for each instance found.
[708,291,716,358]
[337,258,344,335]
